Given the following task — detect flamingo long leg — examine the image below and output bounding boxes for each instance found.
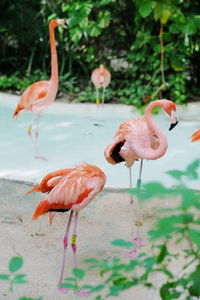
[27,114,45,160]
[96,88,100,105]
[129,167,134,205]
[34,114,41,159]
[129,163,144,247]
[34,114,47,160]
[58,210,74,291]
[27,114,37,147]
[137,159,144,191]
[102,87,106,104]
[71,212,79,268]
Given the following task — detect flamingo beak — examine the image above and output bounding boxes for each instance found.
[62,23,68,29]
[57,19,67,28]
[169,110,178,131]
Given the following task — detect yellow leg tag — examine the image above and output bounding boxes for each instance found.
[28,125,32,134]
[71,235,77,245]
[96,98,100,104]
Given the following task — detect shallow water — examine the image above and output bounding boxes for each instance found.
[0,92,199,188]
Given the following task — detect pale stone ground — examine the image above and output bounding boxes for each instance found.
[0,179,189,300]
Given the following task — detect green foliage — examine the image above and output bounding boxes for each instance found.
[62,160,200,299]
[0,256,42,299]
[0,0,199,106]
[0,256,27,292]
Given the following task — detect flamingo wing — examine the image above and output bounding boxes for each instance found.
[91,68,101,88]
[13,80,50,117]
[32,164,106,220]
[21,80,49,108]
[102,69,111,88]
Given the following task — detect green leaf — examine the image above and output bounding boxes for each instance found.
[98,10,110,28]
[161,10,171,24]
[84,258,99,264]
[60,282,78,290]
[112,239,133,248]
[186,159,200,179]
[0,274,9,280]
[144,257,156,270]
[188,265,200,297]
[13,274,27,284]
[63,277,76,282]
[70,27,82,43]
[157,244,167,263]
[18,298,42,300]
[139,2,153,18]
[166,170,185,180]
[90,284,105,293]
[88,24,102,37]
[72,268,85,280]
[9,257,23,273]
[188,229,200,250]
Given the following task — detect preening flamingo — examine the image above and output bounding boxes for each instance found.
[27,163,106,292]
[91,64,111,104]
[191,129,200,142]
[13,19,66,159]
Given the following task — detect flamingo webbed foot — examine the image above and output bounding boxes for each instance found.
[58,286,70,294]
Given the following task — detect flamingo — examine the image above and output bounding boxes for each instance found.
[13,19,66,159]
[191,129,200,142]
[91,64,111,104]
[104,99,178,246]
[27,163,106,292]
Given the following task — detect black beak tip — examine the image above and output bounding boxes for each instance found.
[169,121,178,131]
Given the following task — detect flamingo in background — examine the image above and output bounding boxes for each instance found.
[191,129,200,142]
[13,19,66,159]
[91,64,111,104]
[104,99,178,247]
[27,163,106,293]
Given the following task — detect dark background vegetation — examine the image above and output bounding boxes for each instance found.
[0,0,199,107]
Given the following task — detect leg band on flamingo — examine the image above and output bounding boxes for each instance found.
[71,212,79,268]
[58,211,74,293]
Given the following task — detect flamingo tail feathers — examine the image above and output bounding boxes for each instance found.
[27,184,42,195]
[13,104,24,118]
[32,200,70,221]
[32,200,50,220]
[191,129,200,142]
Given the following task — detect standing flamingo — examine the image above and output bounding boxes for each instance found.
[27,163,106,292]
[104,99,178,246]
[91,64,111,104]
[191,129,200,142]
[13,19,66,159]
[105,99,178,189]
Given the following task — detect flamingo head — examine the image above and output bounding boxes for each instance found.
[162,100,178,131]
[50,19,66,28]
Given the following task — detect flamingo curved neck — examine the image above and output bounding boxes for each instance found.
[140,100,168,159]
[49,23,58,84]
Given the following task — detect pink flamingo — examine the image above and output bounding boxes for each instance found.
[91,64,111,104]
[27,163,106,293]
[191,129,200,142]
[104,99,178,245]
[13,19,66,159]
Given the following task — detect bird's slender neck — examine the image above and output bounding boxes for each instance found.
[49,23,58,83]
[40,169,69,192]
[141,100,168,159]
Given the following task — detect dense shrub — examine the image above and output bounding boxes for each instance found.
[0,0,199,107]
